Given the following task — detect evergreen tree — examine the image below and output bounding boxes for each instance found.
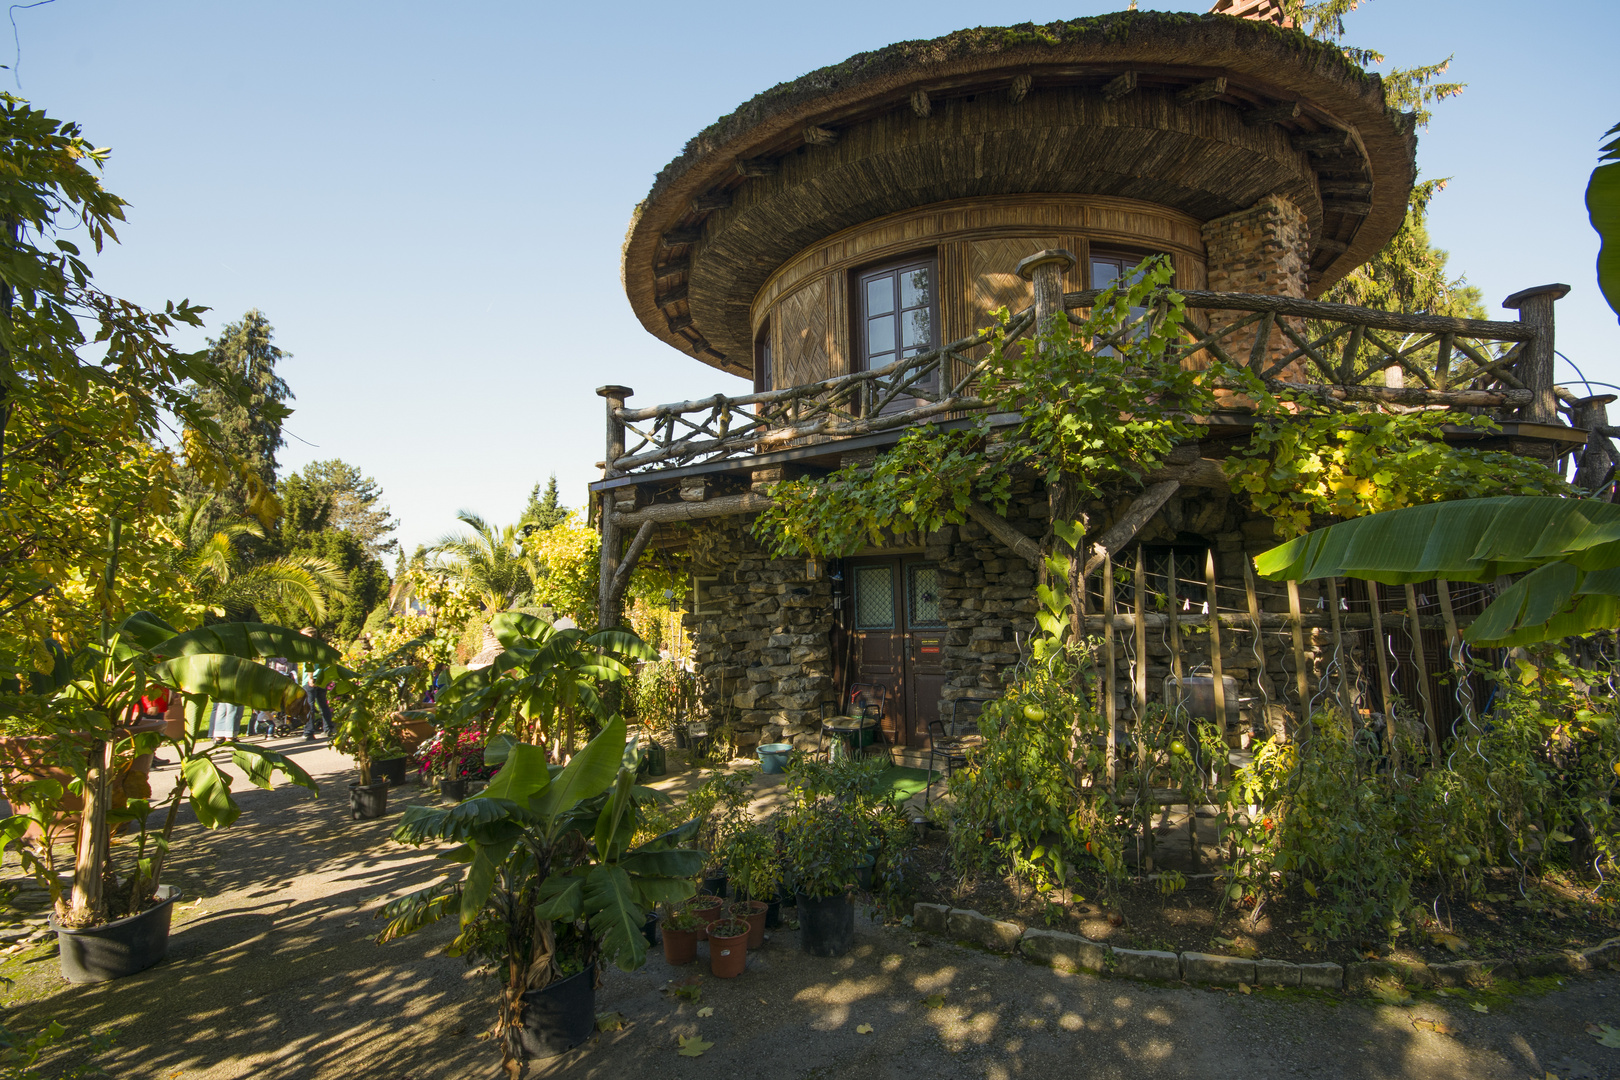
[521,474,568,532]
[281,459,398,557]
[184,309,293,523]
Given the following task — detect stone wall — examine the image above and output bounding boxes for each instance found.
[1199,193,1312,382]
[681,479,1335,752]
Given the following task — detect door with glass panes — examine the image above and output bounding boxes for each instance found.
[847,556,948,748]
[856,258,937,415]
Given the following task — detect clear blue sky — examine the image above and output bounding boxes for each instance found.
[22,0,1620,554]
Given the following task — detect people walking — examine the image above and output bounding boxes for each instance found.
[300,628,336,740]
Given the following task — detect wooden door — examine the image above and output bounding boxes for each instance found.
[848,556,947,748]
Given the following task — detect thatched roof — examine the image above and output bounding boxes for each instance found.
[623,10,1418,372]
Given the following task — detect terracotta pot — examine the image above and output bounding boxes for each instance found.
[685,896,723,941]
[394,707,437,750]
[161,697,186,740]
[708,920,748,978]
[662,923,699,965]
[736,900,768,948]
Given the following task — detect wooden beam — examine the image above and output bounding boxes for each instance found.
[678,476,710,503]
[660,226,702,247]
[1007,73,1032,104]
[735,157,778,177]
[1404,583,1440,757]
[964,501,1042,568]
[1063,288,1536,341]
[1319,180,1372,198]
[1258,381,1534,407]
[691,192,732,212]
[1322,198,1373,217]
[655,283,689,306]
[1287,580,1310,720]
[1314,238,1350,254]
[1244,100,1301,125]
[1292,130,1353,154]
[910,89,931,118]
[1101,71,1138,102]
[803,125,838,146]
[1143,458,1228,489]
[1103,554,1117,787]
[654,256,690,278]
[665,313,693,333]
[1081,481,1181,577]
[607,521,656,615]
[612,491,772,528]
[1205,550,1230,736]
[1176,77,1227,105]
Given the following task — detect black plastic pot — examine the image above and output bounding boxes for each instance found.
[796,891,854,957]
[701,873,728,899]
[855,853,876,892]
[641,910,659,948]
[52,884,181,983]
[373,757,408,786]
[519,967,596,1059]
[764,896,782,929]
[673,725,689,749]
[440,778,467,802]
[350,780,389,820]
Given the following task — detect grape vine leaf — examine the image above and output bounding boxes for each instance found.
[677,1035,713,1057]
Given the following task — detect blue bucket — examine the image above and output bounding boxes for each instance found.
[757,743,794,774]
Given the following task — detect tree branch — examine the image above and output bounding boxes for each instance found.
[1081,481,1180,578]
[964,501,1042,568]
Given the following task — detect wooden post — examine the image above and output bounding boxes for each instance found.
[1287,579,1310,724]
[1325,577,1357,720]
[596,384,633,631]
[1242,558,1271,723]
[1501,284,1570,425]
[1572,394,1617,493]
[1166,552,1194,866]
[1103,554,1117,788]
[1435,578,1474,733]
[1133,549,1149,723]
[1017,248,1078,337]
[1367,581,1392,716]
[1204,550,1228,745]
[1404,583,1440,758]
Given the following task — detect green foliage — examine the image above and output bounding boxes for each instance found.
[1589,121,1620,323]
[180,309,293,527]
[280,459,398,558]
[721,825,782,902]
[685,767,756,874]
[0,1016,115,1080]
[1224,405,1570,539]
[627,659,693,733]
[755,256,1202,558]
[433,511,532,615]
[522,474,569,532]
[1257,496,1620,646]
[380,719,702,1075]
[1324,179,1482,321]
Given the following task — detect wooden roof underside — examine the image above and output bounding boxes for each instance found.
[623,12,1418,375]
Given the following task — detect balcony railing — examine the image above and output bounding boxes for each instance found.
[604,287,1558,478]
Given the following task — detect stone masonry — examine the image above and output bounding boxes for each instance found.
[1199,193,1312,382]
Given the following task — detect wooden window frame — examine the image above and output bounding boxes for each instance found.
[851,253,940,377]
[753,319,772,394]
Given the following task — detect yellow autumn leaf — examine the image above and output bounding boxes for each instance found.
[856,1024,873,1034]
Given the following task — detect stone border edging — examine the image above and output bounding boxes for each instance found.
[912,903,1617,993]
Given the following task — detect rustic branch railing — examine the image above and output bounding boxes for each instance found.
[607,286,1555,476]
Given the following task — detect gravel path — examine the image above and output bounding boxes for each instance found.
[0,741,1615,1080]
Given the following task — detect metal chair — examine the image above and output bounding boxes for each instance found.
[819,683,888,763]
[925,698,985,805]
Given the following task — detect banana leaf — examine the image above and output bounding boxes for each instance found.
[153,653,305,711]
[1590,121,1620,322]
[1256,496,1620,646]
[150,623,341,666]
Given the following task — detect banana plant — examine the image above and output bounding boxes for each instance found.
[379,715,700,1078]
[1255,495,1620,646]
[432,612,654,760]
[0,610,335,926]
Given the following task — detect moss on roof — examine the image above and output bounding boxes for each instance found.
[646,10,1383,201]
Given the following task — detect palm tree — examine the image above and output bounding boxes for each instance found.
[431,510,532,615]
[168,495,350,625]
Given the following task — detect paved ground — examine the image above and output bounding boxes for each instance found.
[1,739,1617,1080]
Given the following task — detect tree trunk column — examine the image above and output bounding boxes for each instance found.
[1017,248,1077,336]
[1502,284,1570,425]
[1571,394,1617,494]
[596,385,633,631]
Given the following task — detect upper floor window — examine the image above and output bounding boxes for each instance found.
[754,320,772,393]
[857,257,938,405]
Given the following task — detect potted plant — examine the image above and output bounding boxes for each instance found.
[687,769,755,899]
[0,608,328,982]
[707,917,749,979]
[332,639,427,819]
[727,899,768,949]
[723,826,781,942]
[683,892,724,941]
[380,716,703,1073]
[660,902,705,965]
[779,796,867,958]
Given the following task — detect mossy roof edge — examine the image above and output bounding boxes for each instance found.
[645,10,1396,203]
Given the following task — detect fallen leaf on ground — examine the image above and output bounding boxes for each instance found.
[1372,985,1413,1006]
[671,981,703,1003]
[1430,932,1467,953]
[856,1024,873,1034]
[696,1007,714,1018]
[1471,1003,1490,1014]
[1589,1022,1620,1047]
[1485,892,1510,902]
[595,1012,625,1032]
[922,994,946,1009]
[1412,1018,1456,1035]
[677,1035,712,1057]
[1237,982,1252,995]
[344,921,359,928]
